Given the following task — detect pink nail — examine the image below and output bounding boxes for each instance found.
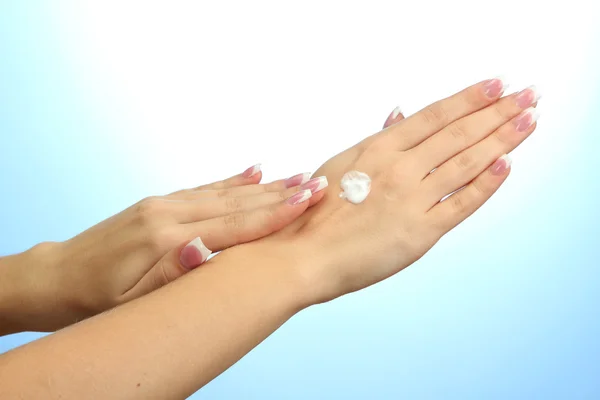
[242,164,261,178]
[285,172,312,188]
[515,85,541,109]
[287,189,312,205]
[391,106,402,120]
[300,176,328,194]
[490,154,512,176]
[483,77,507,98]
[513,107,540,132]
[179,237,212,270]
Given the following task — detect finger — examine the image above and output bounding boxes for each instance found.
[427,154,511,234]
[183,189,315,251]
[382,106,405,129]
[195,163,262,190]
[387,77,508,150]
[409,85,540,176]
[168,164,263,198]
[124,237,213,300]
[167,172,312,200]
[422,108,539,206]
[167,176,327,223]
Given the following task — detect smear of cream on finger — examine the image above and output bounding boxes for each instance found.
[339,171,371,204]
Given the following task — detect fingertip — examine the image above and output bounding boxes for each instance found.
[286,189,312,207]
[383,106,405,128]
[245,170,263,184]
[489,154,512,177]
[306,189,326,206]
[179,237,212,270]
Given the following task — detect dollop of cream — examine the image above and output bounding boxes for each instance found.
[339,170,371,204]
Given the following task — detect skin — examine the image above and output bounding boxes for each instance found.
[0,168,326,335]
[0,79,540,398]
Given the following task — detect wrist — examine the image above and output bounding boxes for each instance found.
[233,236,336,309]
[0,241,67,334]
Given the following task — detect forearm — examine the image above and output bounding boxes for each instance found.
[0,241,312,399]
[0,243,67,335]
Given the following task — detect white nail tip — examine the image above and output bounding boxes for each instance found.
[300,172,312,185]
[527,85,542,101]
[391,106,402,119]
[315,176,329,192]
[525,107,541,123]
[499,154,512,168]
[296,189,313,204]
[248,164,261,177]
[494,75,509,91]
[187,237,213,263]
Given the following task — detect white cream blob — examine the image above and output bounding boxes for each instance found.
[339,170,371,204]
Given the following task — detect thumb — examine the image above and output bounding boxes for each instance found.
[125,237,212,300]
[382,106,405,129]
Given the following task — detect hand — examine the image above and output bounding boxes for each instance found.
[136,108,408,296]
[0,165,327,333]
[260,78,540,303]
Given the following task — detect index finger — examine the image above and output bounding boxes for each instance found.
[387,77,508,150]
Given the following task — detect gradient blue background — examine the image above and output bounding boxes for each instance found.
[1,3,599,399]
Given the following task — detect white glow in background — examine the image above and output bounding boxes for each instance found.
[1,1,599,398]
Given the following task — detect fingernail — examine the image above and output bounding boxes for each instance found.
[483,76,508,98]
[285,172,312,188]
[300,176,328,194]
[391,106,402,119]
[242,164,261,178]
[287,189,312,205]
[513,107,540,132]
[515,85,541,109]
[180,237,213,270]
[490,154,512,176]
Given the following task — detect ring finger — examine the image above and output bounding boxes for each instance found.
[422,107,539,206]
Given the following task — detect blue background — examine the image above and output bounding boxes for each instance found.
[1,3,599,399]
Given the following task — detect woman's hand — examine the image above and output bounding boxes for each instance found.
[111,108,409,306]
[0,165,328,333]
[258,78,540,303]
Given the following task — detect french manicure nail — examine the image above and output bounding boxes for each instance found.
[515,85,541,109]
[242,164,261,178]
[300,176,328,194]
[483,76,508,98]
[180,237,213,270]
[287,189,312,205]
[513,107,540,132]
[490,154,512,176]
[391,106,402,119]
[285,172,312,188]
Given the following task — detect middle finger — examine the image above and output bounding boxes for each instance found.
[408,85,540,177]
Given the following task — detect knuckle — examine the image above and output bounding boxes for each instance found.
[452,152,475,172]
[262,183,277,193]
[135,197,164,223]
[382,156,414,189]
[223,212,246,231]
[463,86,485,108]
[145,226,179,254]
[277,190,289,202]
[224,196,244,213]
[449,192,468,214]
[491,129,512,147]
[216,189,231,198]
[447,120,469,143]
[491,102,509,121]
[471,177,490,197]
[422,102,450,127]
